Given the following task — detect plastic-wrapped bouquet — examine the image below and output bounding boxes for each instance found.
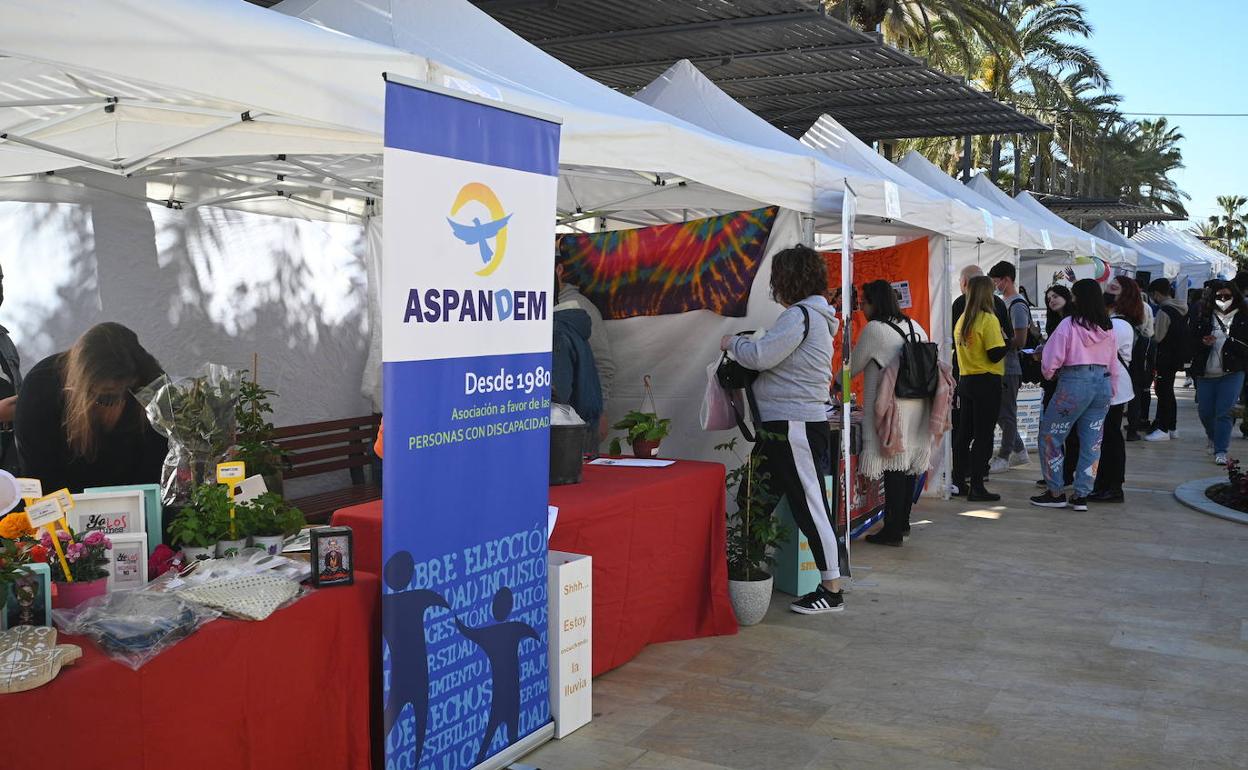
[137,364,241,506]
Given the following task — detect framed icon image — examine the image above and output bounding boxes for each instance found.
[71,491,146,537]
[107,533,149,592]
[1,563,51,630]
[310,527,353,587]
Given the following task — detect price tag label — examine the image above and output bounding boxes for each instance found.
[216,462,247,497]
[26,496,64,529]
[16,478,42,500]
[50,488,75,513]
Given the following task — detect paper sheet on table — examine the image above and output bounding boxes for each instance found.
[587,458,676,468]
[548,506,558,539]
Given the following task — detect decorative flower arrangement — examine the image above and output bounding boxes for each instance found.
[38,528,112,583]
[0,512,34,540]
[0,537,34,599]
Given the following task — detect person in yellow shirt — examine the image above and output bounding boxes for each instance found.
[952,275,1009,501]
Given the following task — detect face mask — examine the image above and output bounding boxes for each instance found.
[1217,299,1233,312]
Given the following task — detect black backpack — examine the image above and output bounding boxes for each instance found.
[1155,305,1192,370]
[1008,296,1044,384]
[885,318,939,399]
[1128,323,1156,385]
[716,306,811,441]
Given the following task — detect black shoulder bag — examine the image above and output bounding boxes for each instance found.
[716,306,810,442]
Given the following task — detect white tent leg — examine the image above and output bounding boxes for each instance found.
[801,213,815,246]
[362,212,384,411]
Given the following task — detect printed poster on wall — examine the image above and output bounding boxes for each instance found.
[382,77,560,770]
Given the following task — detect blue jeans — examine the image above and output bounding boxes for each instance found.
[1040,366,1112,497]
[1196,372,1245,454]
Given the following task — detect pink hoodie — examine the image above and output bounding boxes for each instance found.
[1041,317,1121,399]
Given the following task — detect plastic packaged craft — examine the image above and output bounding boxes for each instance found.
[165,549,310,621]
[52,590,219,670]
[136,364,241,506]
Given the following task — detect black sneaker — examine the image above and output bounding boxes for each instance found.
[1069,496,1089,512]
[1087,490,1124,503]
[1030,491,1068,508]
[864,533,903,547]
[1035,478,1047,487]
[790,585,844,615]
[967,485,1001,502]
[1125,431,1141,442]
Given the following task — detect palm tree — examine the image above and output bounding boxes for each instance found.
[822,1,1019,72]
[1207,195,1248,256]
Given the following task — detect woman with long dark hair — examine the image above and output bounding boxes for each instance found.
[722,245,845,614]
[1031,280,1119,511]
[952,275,1006,502]
[1090,285,1142,503]
[1033,285,1077,491]
[15,322,167,491]
[854,280,933,547]
[1189,280,1248,465]
[1109,277,1153,440]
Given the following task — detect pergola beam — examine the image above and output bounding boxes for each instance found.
[533,11,825,47]
[577,40,882,76]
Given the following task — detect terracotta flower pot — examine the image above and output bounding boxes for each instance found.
[631,438,661,459]
[52,578,107,610]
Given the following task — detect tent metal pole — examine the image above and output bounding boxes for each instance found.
[0,132,119,171]
[1,104,105,141]
[183,180,279,210]
[183,192,281,210]
[119,116,246,175]
[283,157,381,196]
[801,213,816,246]
[0,97,111,109]
[840,182,856,586]
[284,194,362,220]
[130,156,274,179]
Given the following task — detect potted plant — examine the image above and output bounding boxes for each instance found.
[39,528,112,609]
[717,436,786,626]
[168,483,231,561]
[237,493,305,555]
[609,410,672,458]
[235,364,287,495]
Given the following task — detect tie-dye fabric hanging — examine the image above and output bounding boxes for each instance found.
[557,206,778,319]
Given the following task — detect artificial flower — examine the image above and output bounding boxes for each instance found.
[39,530,52,548]
[83,530,105,546]
[0,512,34,540]
[56,529,71,542]
[27,544,49,563]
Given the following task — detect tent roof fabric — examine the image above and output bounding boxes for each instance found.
[1133,226,1235,282]
[896,150,1025,249]
[1014,189,1136,268]
[459,0,1048,141]
[1090,220,1179,279]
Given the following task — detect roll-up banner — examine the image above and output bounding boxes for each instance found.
[381,75,561,770]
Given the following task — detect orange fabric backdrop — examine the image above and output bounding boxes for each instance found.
[821,238,932,401]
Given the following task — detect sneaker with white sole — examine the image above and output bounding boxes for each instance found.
[1215,453,1229,466]
[790,584,844,615]
[1030,491,1068,508]
[988,456,1010,473]
[1144,429,1170,442]
[1008,450,1029,468]
[1069,496,1089,512]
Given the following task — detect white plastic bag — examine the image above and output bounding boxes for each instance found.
[700,359,738,431]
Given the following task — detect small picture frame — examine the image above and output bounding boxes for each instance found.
[309,527,353,587]
[71,490,146,537]
[106,533,149,592]
[2,563,51,630]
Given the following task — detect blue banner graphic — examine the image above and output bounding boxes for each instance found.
[382,80,560,770]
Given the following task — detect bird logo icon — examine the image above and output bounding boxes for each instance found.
[447,183,511,277]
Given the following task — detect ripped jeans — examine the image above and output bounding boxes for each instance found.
[1039,365,1112,497]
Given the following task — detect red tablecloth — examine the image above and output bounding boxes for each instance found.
[333,460,737,676]
[10,574,380,770]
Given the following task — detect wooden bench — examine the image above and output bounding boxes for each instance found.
[273,415,381,524]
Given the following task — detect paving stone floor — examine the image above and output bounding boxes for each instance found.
[522,388,1248,770]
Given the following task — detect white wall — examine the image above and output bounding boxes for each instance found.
[0,175,372,496]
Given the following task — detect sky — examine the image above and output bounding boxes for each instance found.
[1080,0,1247,228]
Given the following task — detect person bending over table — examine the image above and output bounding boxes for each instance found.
[720,244,845,616]
[15,322,166,492]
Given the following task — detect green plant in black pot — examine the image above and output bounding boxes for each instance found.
[168,483,232,558]
[235,368,287,495]
[717,436,787,582]
[608,410,672,458]
[238,493,305,539]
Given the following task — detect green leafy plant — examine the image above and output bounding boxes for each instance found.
[607,410,672,456]
[168,483,233,548]
[235,369,287,493]
[138,365,240,505]
[717,436,787,582]
[237,493,305,538]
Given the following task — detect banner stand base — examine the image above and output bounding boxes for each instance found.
[469,722,554,770]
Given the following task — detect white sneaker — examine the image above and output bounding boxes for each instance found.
[1008,450,1029,468]
[1215,453,1229,466]
[1144,429,1170,442]
[988,456,1010,473]
[1184,378,1194,388]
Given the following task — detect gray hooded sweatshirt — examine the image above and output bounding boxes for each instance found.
[728,295,840,423]
[1152,296,1189,344]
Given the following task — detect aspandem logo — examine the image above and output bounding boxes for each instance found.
[446,182,511,277]
[403,182,547,325]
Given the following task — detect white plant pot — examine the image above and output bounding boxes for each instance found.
[216,539,247,558]
[182,545,215,562]
[250,535,284,556]
[728,574,773,627]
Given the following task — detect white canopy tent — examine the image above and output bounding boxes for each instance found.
[966,175,1084,256]
[1015,191,1136,270]
[896,151,1027,254]
[1132,226,1233,288]
[1090,221,1180,280]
